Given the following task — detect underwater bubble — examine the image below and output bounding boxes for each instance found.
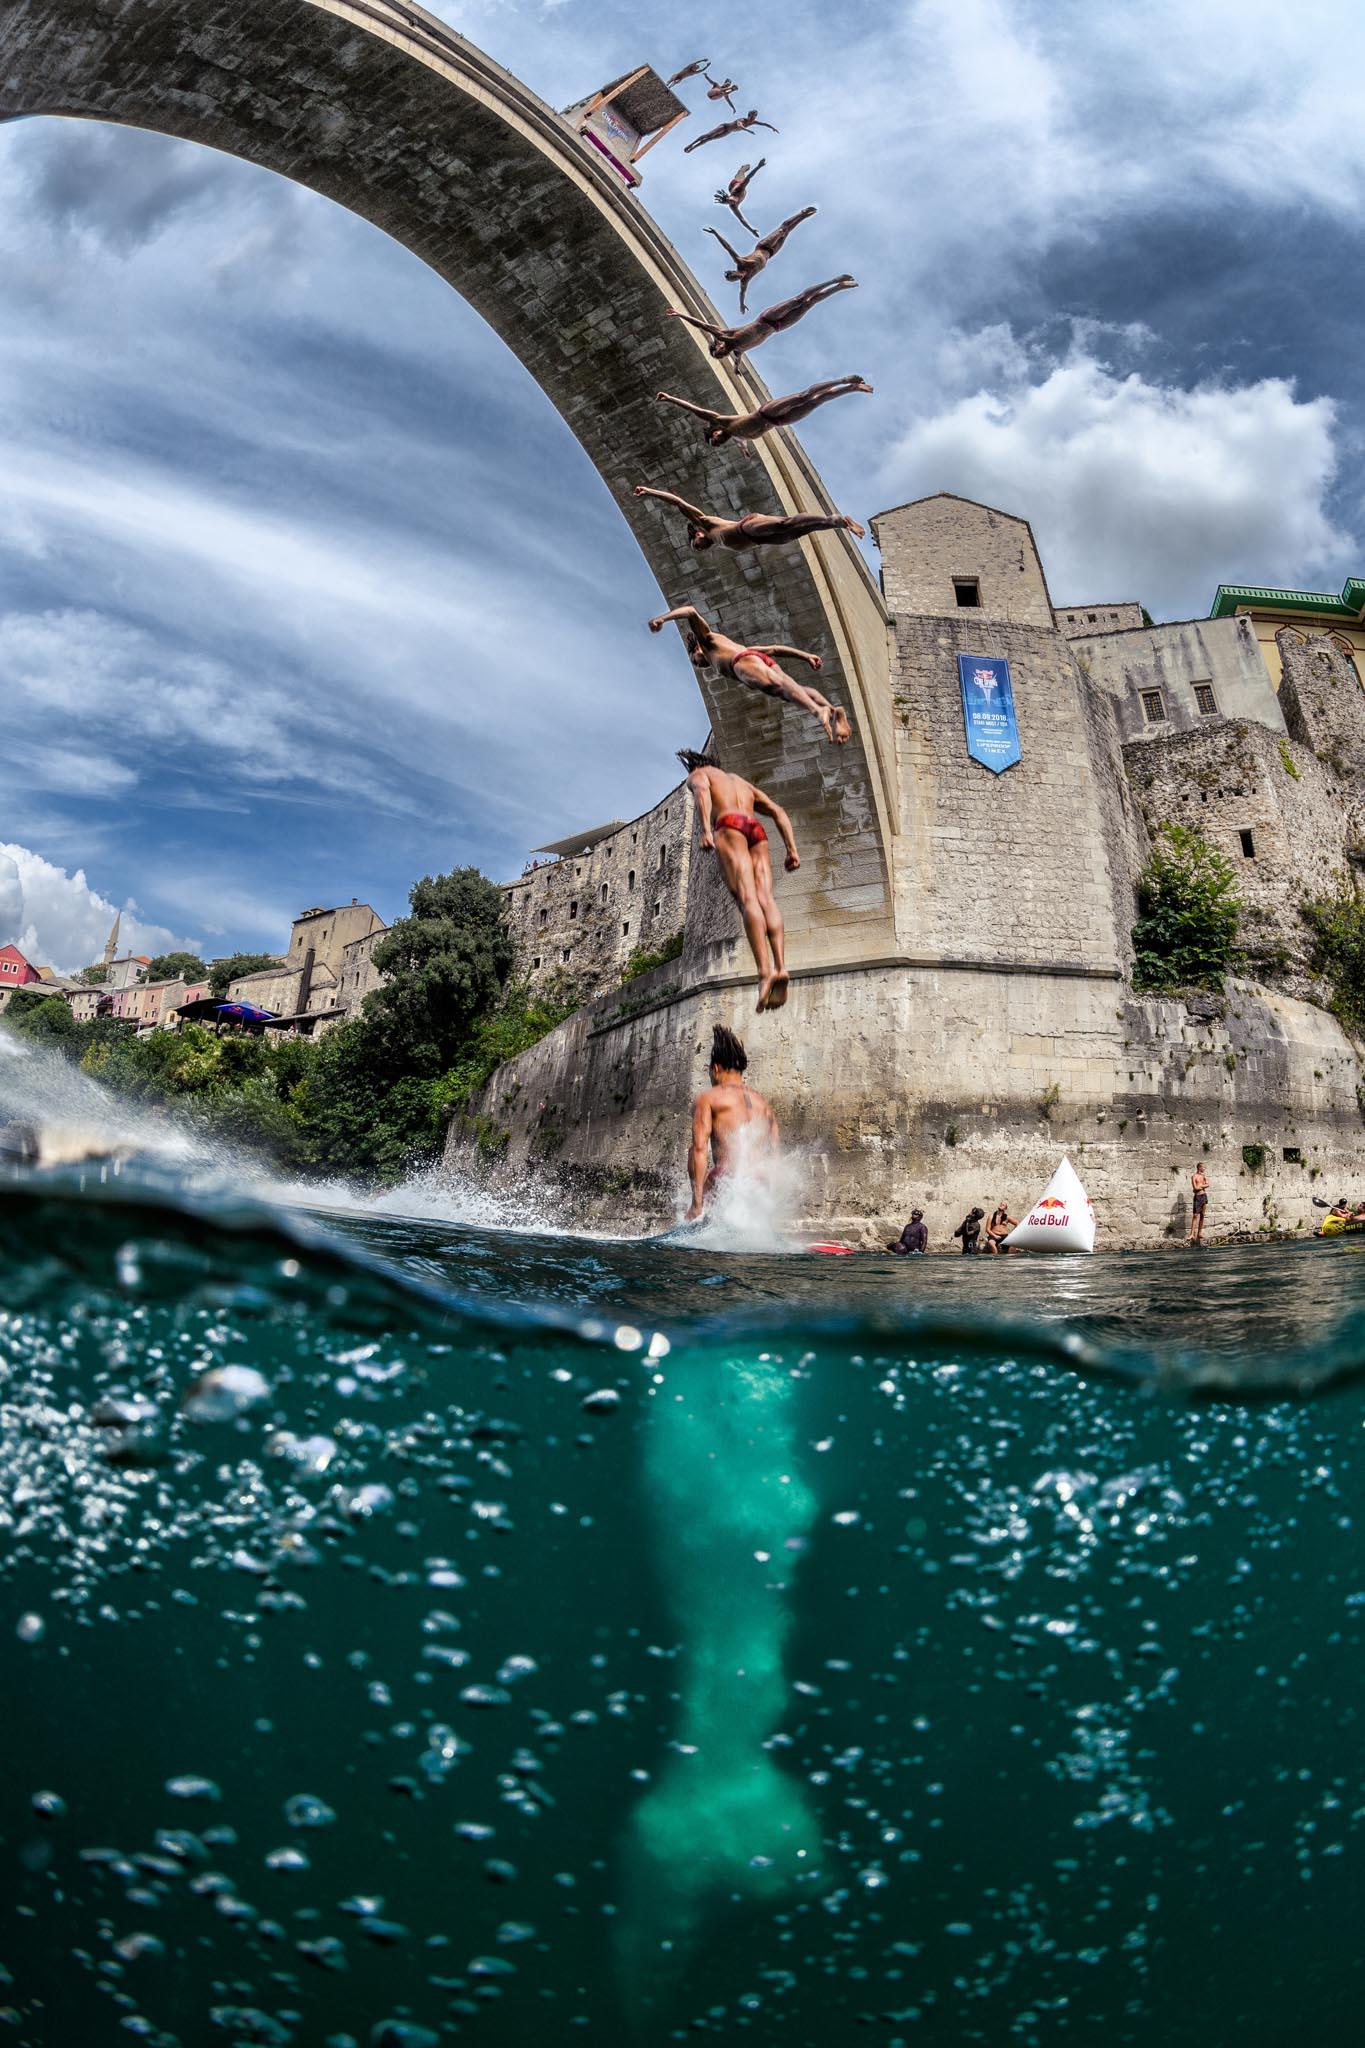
[16,1613,44,1644]
[460,1684,511,1709]
[456,1821,494,1840]
[360,1919,409,1945]
[298,1934,348,1972]
[30,1790,65,1819]
[165,1775,221,1802]
[91,1393,159,1428]
[113,1933,165,1962]
[339,1483,394,1519]
[340,1894,384,1917]
[423,1645,470,1670]
[469,1955,516,1978]
[268,1432,338,1476]
[183,1364,270,1422]
[265,1846,310,1872]
[483,1858,518,1884]
[496,1921,536,1943]
[154,1829,207,1864]
[580,1388,620,1413]
[369,2026,439,2048]
[284,1793,337,1830]
[832,1509,862,1527]
[496,1655,538,1684]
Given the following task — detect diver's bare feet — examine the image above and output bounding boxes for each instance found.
[833,708,853,743]
[757,971,775,1013]
[767,970,789,1010]
[851,378,873,393]
[844,517,866,538]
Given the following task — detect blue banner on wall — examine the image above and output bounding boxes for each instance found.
[957,654,1021,775]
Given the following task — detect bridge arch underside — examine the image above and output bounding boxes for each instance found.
[0,0,896,964]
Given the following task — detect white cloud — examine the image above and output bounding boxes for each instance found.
[880,337,1350,617]
[0,843,197,976]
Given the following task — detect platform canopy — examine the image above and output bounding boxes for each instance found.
[532,820,628,859]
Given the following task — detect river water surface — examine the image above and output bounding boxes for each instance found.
[3,1132,1365,2045]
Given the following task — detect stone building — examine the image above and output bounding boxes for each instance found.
[228,901,386,1035]
[337,928,389,1020]
[0,944,42,1014]
[1069,614,1278,743]
[1055,600,1145,638]
[501,784,692,1003]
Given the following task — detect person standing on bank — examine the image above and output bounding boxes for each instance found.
[687,1024,779,1220]
[678,749,799,1012]
[985,1200,1017,1254]
[1189,1162,1210,1245]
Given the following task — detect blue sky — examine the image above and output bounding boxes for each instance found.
[2,0,1364,971]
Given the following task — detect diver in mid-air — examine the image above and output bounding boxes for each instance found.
[684,109,778,154]
[633,484,864,551]
[704,207,817,313]
[666,275,857,363]
[653,374,873,450]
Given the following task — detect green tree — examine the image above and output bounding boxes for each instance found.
[209,952,282,999]
[146,951,207,983]
[1303,891,1365,1032]
[365,868,515,1074]
[1132,824,1242,992]
[4,990,82,1043]
[79,964,109,986]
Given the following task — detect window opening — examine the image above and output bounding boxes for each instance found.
[1140,690,1166,723]
[952,576,981,608]
[1239,829,1256,858]
[1194,684,1218,717]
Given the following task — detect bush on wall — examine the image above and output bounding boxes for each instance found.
[1131,824,1243,992]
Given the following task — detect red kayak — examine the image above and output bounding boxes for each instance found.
[806,1241,856,1256]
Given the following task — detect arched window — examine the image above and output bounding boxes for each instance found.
[1329,634,1361,681]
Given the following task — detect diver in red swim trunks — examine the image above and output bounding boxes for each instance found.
[687,1023,780,1220]
[648,603,852,746]
[678,748,799,1012]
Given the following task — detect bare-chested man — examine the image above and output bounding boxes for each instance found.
[666,57,711,86]
[684,109,778,154]
[704,207,816,313]
[667,275,857,363]
[687,1023,779,1220]
[704,72,739,109]
[648,603,852,745]
[678,747,798,1012]
[715,159,766,236]
[634,483,864,551]
[654,375,873,451]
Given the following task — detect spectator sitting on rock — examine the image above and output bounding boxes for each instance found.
[953,1207,985,1255]
[888,1210,927,1255]
[985,1201,1017,1254]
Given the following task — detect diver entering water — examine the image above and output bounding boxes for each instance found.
[687,1023,779,1221]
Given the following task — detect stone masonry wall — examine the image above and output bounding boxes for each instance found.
[1277,629,1365,790]
[502,783,692,1003]
[888,615,1126,972]
[446,959,1365,1247]
[1071,616,1279,744]
[872,496,1055,627]
[1123,721,1350,985]
[1055,602,1144,638]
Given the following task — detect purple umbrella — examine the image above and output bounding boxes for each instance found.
[176,997,278,1029]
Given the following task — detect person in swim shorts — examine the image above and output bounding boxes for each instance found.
[665,274,858,364]
[634,484,863,552]
[653,375,873,451]
[985,1200,1017,1253]
[649,603,852,745]
[687,1023,779,1220]
[703,206,817,313]
[1189,1162,1209,1245]
[678,748,799,1012]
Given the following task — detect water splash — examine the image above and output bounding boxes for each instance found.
[617,1344,822,2020]
[671,1120,807,1255]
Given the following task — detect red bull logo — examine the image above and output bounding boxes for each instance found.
[1036,1197,1066,1210]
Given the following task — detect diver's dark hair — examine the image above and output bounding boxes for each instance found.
[710,1024,747,1074]
[677,748,720,773]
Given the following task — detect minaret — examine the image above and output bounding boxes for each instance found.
[102,911,121,968]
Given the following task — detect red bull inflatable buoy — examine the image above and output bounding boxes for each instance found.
[1003,1157,1096,1254]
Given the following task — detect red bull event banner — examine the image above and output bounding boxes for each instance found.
[957,654,1021,775]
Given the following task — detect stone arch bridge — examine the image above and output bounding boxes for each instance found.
[0,0,896,965]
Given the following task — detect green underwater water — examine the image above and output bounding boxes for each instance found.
[3,1171,1365,2046]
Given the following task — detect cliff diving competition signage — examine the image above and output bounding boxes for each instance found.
[957,653,1021,774]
